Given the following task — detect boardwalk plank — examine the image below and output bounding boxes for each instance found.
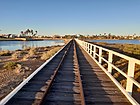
[76,42,131,105]
[4,40,131,105]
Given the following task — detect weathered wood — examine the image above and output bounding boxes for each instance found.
[5,40,131,105]
[76,43,131,105]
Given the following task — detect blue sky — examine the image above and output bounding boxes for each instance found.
[0,0,140,36]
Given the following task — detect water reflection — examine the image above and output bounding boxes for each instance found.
[0,40,64,51]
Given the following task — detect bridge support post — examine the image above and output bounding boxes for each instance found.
[99,48,102,64]
[108,51,113,73]
[126,59,135,95]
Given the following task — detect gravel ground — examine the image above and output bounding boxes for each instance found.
[0,45,62,100]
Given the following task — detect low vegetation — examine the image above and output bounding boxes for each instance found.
[0,45,63,100]
[0,50,11,56]
[22,47,39,60]
[122,44,140,55]
[28,47,36,56]
[41,47,61,60]
[12,51,21,59]
[94,42,140,59]
[3,62,18,70]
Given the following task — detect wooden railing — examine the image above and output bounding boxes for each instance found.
[75,39,140,105]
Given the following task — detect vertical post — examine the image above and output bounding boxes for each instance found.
[81,41,83,47]
[82,41,84,48]
[84,42,86,50]
[93,45,96,58]
[87,43,89,52]
[99,47,102,64]
[90,45,93,55]
[85,43,86,50]
[86,43,88,51]
[126,59,135,95]
[88,43,89,52]
[108,51,113,73]
[88,44,90,54]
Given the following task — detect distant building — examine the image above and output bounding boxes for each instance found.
[0,34,3,38]
[9,34,17,38]
[0,34,17,38]
[0,34,8,38]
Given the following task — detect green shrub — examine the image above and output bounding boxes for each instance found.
[28,47,36,56]
[12,52,21,59]
[41,52,52,60]
[22,54,30,60]
[0,50,11,56]
[41,47,61,60]
[3,62,17,70]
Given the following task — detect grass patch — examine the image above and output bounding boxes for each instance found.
[0,50,11,56]
[28,47,36,56]
[3,62,18,70]
[41,47,61,60]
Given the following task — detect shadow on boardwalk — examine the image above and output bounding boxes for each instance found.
[76,43,131,105]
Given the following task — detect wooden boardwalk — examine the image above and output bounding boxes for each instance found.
[76,42,131,105]
[2,40,132,105]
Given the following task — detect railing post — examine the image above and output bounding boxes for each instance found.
[84,43,86,50]
[82,42,84,48]
[99,47,102,64]
[89,44,91,54]
[80,41,82,47]
[108,51,113,73]
[93,45,96,58]
[86,43,88,51]
[88,44,90,53]
[126,59,135,95]
[90,45,93,55]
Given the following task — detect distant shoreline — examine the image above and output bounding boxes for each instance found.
[86,39,140,40]
[0,38,64,41]
[88,41,140,60]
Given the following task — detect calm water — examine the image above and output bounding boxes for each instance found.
[88,40,140,44]
[0,40,64,51]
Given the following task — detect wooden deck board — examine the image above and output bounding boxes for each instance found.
[76,43,131,105]
[4,40,132,105]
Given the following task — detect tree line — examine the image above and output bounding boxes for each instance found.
[20,29,37,37]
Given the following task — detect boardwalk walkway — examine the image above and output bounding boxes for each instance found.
[76,42,131,105]
[3,40,131,105]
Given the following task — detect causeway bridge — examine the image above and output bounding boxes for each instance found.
[0,39,140,105]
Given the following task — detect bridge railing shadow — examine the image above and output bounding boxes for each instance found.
[76,43,114,104]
